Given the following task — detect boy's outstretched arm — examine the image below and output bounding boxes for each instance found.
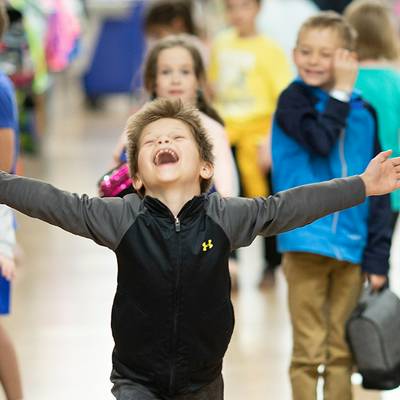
[0,172,139,250]
[213,151,400,250]
[360,150,400,196]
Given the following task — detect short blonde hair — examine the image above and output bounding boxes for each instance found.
[297,11,357,51]
[125,98,214,196]
[344,0,400,61]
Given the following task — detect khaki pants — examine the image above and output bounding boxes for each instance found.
[283,252,364,400]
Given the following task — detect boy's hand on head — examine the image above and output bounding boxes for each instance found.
[332,48,358,93]
[361,150,400,196]
[0,253,16,281]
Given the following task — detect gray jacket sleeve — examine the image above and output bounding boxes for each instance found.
[0,172,140,250]
[0,205,15,258]
[207,176,366,250]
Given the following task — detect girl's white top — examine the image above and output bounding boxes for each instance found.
[199,111,239,197]
[0,205,15,258]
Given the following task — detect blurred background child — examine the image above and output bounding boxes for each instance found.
[112,35,238,200]
[0,206,21,400]
[143,0,209,65]
[208,0,292,286]
[0,3,23,398]
[344,0,400,229]
[271,11,392,400]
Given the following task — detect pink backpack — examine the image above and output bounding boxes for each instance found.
[97,163,134,198]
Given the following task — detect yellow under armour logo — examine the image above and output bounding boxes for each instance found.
[202,239,214,252]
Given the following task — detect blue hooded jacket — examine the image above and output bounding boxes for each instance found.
[271,80,392,274]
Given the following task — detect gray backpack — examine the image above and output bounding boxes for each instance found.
[346,287,400,390]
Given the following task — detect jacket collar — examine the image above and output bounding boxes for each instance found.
[143,194,206,220]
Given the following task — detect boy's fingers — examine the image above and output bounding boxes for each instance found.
[377,149,393,162]
[391,156,400,166]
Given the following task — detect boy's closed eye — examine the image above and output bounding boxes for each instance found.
[321,51,334,58]
[298,48,311,56]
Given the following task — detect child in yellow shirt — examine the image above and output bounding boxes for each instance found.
[208,0,292,284]
[208,0,292,198]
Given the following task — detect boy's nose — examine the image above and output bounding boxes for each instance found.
[309,54,319,64]
[158,137,170,144]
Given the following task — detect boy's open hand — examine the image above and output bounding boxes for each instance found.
[0,253,16,281]
[333,48,358,93]
[361,150,400,196]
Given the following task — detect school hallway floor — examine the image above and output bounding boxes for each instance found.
[2,73,400,400]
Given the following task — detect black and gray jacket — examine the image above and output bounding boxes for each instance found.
[0,172,366,395]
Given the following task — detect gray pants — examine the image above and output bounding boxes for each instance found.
[111,370,224,400]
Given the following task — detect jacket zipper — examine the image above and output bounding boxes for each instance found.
[169,216,181,393]
[175,216,181,232]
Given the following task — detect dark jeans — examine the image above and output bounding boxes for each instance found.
[111,370,224,400]
[263,234,282,272]
[263,172,282,273]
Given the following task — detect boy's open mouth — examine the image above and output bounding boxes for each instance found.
[154,149,179,166]
[305,69,324,76]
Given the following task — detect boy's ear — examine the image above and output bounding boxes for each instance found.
[132,174,144,192]
[200,161,214,180]
[292,47,298,63]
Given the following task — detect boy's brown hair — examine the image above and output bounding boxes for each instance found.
[297,11,357,51]
[0,2,9,39]
[125,98,214,196]
[344,0,400,61]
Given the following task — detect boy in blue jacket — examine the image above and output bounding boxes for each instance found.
[271,11,393,400]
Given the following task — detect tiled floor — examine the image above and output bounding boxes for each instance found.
[2,73,399,399]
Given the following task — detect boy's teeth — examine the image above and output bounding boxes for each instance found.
[154,149,178,165]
